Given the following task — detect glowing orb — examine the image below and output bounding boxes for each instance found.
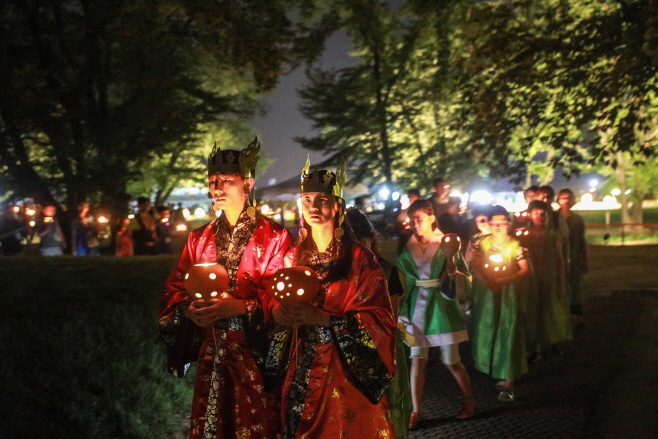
[269,266,320,305]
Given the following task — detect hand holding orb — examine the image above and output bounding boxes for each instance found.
[440,233,461,263]
[269,267,320,306]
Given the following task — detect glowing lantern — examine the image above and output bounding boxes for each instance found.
[440,233,461,263]
[176,224,188,232]
[269,267,320,306]
[98,216,108,224]
[26,209,36,216]
[484,252,508,278]
[184,263,229,300]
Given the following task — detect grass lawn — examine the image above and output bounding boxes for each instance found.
[0,256,194,439]
[1,244,656,438]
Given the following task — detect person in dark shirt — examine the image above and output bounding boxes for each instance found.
[155,205,174,254]
[37,205,64,256]
[0,205,25,256]
[428,177,450,220]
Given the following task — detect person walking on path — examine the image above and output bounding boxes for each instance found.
[159,138,293,439]
[266,159,397,439]
[470,205,530,402]
[397,199,476,428]
[524,200,573,361]
[558,188,588,329]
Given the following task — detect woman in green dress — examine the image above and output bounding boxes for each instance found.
[470,205,530,402]
[397,200,475,428]
[524,200,573,359]
[557,188,588,329]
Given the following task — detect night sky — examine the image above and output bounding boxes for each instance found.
[251,32,356,188]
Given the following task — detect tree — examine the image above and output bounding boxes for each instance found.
[297,0,486,195]
[455,0,658,220]
[0,0,299,220]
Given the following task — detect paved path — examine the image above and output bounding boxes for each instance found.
[408,292,658,439]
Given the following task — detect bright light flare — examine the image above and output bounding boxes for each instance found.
[182,208,190,218]
[26,209,36,216]
[379,188,390,200]
[489,254,504,263]
[470,190,492,205]
[261,204,270,214]
[98,216,108,223]
[611,189,621,196]
[392,191,400,201]
[194,207,205,218]
[176,224,187,232]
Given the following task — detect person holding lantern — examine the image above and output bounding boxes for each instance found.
[524,200,573,361]
[159,138,293,439]
[470,205,530,402]
[265,157,397,439]
[397,199,475,428]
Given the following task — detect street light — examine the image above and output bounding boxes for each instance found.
[589,179,599,188]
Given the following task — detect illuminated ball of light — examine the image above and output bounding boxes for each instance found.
[194,207,206,218]
[184,263,228,300]
[269,266,320,305]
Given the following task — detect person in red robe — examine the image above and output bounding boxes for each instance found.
[159,138,293,439]
[265,159,397,439]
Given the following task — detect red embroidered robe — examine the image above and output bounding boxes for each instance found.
[160,211,292,439]
[265,242,397,439]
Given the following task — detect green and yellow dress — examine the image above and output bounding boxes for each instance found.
[470,235,529,380]
[397,229,471,348]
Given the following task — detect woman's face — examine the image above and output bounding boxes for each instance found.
[530,208,547,227]
[475,214,490,234]
[489,215,509,238]
[409,210,435,238]
[301,192,339,228]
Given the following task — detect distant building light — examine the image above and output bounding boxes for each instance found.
[261,205,270,214]
[268,178,277,186]
[274,214,281,220]
[470,190,492,205]
[625,189,631,195]
[581,193,593,205]
[128,214,135,219]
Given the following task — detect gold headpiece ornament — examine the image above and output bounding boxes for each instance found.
[300,155,347,199]
[207,137,261,178]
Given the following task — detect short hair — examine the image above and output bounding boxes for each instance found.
[524,185,539,196]
[472,203,494,218]
[447,196,461,207]
[137,196,150,205]
[558,188,575,199]
[528,200,549,213]
[432,177,447,187]
[537,185,555,202]
[407,188,421,198]
[346,208,375,240]
[488,205,510,221]
[408,199,438,230]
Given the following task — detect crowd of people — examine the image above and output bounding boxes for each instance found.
[0,198,189,257]
[157,138,588,439]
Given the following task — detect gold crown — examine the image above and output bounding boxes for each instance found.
[208,137,260,178]
[300,155,346,198]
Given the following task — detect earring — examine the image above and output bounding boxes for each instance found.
[334,212,345,245]
[207,191,212,199]
[244,186,250,195]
